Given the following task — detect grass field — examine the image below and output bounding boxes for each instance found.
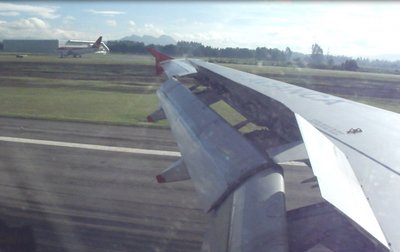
[0,87,162,126]
[0,52,398,127]
[0,53,166,126]
[224,62,400,81]
[0,52,154,65]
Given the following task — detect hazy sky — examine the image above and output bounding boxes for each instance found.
[1,1,400,59]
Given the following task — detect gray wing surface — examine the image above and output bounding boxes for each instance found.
[148,51,399,251]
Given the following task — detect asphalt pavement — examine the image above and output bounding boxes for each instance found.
[0,117,323,252]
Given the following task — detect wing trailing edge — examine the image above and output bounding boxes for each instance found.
[287,202,388,251]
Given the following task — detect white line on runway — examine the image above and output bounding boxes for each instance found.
[0,136,181,157]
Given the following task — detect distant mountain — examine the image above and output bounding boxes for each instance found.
[120,34,176,46]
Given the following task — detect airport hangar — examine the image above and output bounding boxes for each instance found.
[3,39,59,54]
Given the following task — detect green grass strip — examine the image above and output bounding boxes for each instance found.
[0,87,166,126]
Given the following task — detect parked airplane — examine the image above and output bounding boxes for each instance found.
[147,48,400,252]
[57,36,109,58]
[65,38,110,52]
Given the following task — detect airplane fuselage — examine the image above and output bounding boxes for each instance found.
[57,46,99,58]
[57,36,103,58]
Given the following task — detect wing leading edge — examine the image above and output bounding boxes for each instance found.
[148,49,399,251]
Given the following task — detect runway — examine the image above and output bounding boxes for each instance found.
[0,117,323,251]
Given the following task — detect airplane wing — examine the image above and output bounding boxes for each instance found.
[100,42,110,52]
[147,48,399,252]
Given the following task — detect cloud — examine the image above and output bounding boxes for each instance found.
[162,2,400,57]
[6,17,48,30]
[86,9,125,16]
[63,16,75,22]
[0,11,19,17]
[49,28,88,40]
[0,17,86,40]
[128,21,164,37]
[61,16,75,29]
[173,31,236,48]
[106,20,117,27]
[0,3,59,19]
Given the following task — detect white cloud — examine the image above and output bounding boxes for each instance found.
[0,17,86,40]
[0,11,19,17]
[60,16,75,29]
[106,20,117,27]
[7,17,48,30]
[86,9,125,16]
[63,16,75,22]
[128,22,164,37]
[50,28,88,40]
[0,3,59,19]
[163,2,400,58]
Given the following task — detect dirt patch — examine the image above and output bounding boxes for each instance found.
[263,73,400,99]
[0,62,159,83]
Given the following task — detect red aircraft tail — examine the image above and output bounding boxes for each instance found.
[92,36,102,48]
[146,47,173,75]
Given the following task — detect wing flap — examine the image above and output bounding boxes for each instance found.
[295,113,388,248]
[266,141,308,164]
[147,107,166,122]
[156,158,190,183]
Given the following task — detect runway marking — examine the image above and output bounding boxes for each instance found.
[0,136,181,157]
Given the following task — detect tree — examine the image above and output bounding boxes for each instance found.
[177,41,204,56]
[341,59,359,71]
[312,43,323,55]
[326,56,335,69]
[310,43,324,67]
[285,47,292,60]
[163,44,178,56]
[255,47,267,60]
[106,41,146,54]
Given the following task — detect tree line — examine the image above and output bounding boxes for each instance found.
[106,40,362,71]
[308,43,359,71]
[1,39,399,73]
[106,40,292,62]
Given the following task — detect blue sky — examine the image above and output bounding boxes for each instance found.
[1,1,400,59]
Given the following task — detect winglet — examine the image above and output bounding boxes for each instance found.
[146,47,173,75]
[92,36,102,48]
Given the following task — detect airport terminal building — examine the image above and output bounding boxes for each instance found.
[3,39,59,54]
